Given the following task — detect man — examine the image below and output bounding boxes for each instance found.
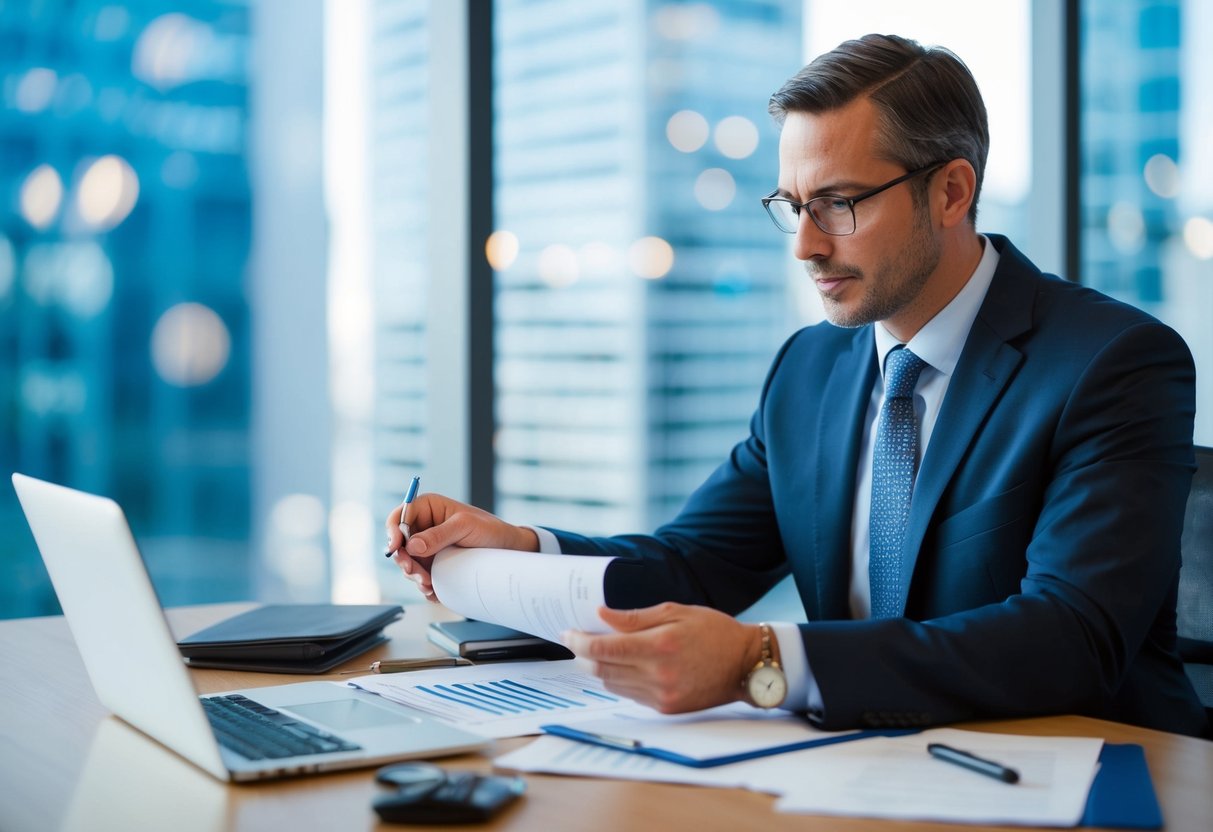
[386,34,1208,737]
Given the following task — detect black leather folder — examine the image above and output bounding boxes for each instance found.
[177,603,403,673]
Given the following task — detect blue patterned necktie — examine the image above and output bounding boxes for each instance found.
[869,346,928,619]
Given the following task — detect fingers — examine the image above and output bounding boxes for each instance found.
[598,603,680,633]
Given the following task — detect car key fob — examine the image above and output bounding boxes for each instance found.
[373,771,526,825]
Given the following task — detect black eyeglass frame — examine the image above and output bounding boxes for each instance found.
[760,161,950,236]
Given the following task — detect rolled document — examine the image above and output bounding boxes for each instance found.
[430,548,615,643]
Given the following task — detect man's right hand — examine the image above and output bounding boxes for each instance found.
[385,493,539,602]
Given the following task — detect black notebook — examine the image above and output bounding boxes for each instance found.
[177,603,403,673]
[427,619,574,661]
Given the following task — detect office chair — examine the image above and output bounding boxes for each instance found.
[1178,444,1213,736]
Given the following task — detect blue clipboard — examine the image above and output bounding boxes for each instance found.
[540,723,918,768]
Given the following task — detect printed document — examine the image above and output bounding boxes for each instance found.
[348,659,650,738]
[430,548,614,643]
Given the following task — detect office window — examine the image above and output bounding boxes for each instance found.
[489,0,804,536]
[1,2,254,617]
[1080,0,1213,444]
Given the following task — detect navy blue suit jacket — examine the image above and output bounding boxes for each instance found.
[550,235,1207,737]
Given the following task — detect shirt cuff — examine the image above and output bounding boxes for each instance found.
[769,621,823,714]
[527,525,562,554]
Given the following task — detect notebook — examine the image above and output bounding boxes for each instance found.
[11,473,489,782]
[178,603,403,673]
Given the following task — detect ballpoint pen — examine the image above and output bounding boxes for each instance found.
[927,743,1020,784]
[386,475,421,556]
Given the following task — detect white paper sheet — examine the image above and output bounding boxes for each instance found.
[429,548,615,643]
[773,728,1102,826]
[494,725,1104,827]
[494,735,763,790]
[347,659,651,738]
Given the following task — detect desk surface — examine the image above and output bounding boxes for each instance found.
[1,602,1210,832]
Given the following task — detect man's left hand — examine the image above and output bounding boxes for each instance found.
[563,603,762,713]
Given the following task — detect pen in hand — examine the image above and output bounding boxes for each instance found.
[927,743,1020,784]
[386,475,421,557]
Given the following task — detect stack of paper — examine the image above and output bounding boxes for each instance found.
[495,723,1106,827]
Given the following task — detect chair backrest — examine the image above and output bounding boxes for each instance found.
[1177,445,1213,727]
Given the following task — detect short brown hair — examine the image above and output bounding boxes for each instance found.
[769,34,989,223]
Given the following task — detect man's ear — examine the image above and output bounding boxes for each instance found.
[936,159,977,229]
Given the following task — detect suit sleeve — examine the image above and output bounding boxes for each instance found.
[547,333,805,615]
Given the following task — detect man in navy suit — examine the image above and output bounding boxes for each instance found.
[387,34,1208,737]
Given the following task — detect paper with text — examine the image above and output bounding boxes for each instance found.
[430,548,614,643]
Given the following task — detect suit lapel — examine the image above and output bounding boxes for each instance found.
[896,236,1037,611]
[813,327,877,619]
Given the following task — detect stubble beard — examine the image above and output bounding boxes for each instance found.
[808,210,942,330]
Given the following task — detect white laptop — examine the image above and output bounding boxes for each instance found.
[11,473,488,782]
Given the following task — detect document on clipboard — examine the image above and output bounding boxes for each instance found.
[539,703,912,768]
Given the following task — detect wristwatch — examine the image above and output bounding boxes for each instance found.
[742,623,787,709]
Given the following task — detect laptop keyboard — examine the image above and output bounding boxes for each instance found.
[202,693,362,760]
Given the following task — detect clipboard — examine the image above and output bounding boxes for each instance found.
[540,723,917,768]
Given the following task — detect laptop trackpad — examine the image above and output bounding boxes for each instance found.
[287,699,420,731]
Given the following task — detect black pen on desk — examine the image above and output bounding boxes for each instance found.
[386,475,421,556]
[927,743,1020,784]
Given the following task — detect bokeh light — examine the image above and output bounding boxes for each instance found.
[77,154,140,230]
[537,243,579,287]
[14,67,57,113]
[628,236,675,279]
[19,164,63,229]
[486,229,520,270]
[693,168,736,211]
[1183,216,1213,260]
[150,302,232,386]
[666,110,709,153]
[713,116,759,159]
[1143,153,1180,199]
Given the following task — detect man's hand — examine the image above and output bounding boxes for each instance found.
[563,603,764,713]
[385,493,539,602]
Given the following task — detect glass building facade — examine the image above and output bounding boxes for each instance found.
[2,0,1210,618]
[1,3,253,617]
[491,0,803,536]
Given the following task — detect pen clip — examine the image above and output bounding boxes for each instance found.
[566,728,642,750]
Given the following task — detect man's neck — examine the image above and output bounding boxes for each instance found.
[883,230,985,343]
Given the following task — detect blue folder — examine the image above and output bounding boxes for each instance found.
[1080,744,1162,829]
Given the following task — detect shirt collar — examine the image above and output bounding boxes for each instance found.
[875,234,1000,378]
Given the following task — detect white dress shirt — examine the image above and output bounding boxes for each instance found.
[531,235,1001,714]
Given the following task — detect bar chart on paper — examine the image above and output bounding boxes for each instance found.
[347,660,654,738]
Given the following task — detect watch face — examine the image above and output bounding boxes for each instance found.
[747,665,787,708]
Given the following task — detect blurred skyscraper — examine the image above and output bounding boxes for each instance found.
[1080,0,1212,443]
[1,3,253,616]
[489,0,803,535]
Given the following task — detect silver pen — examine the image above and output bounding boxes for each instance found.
[385,475,421,556]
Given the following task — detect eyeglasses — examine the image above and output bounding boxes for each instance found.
[760,162,948,236]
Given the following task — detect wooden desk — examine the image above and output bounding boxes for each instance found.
[1,603,1210,832]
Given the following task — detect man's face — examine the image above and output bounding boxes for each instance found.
[776,98,941,334]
